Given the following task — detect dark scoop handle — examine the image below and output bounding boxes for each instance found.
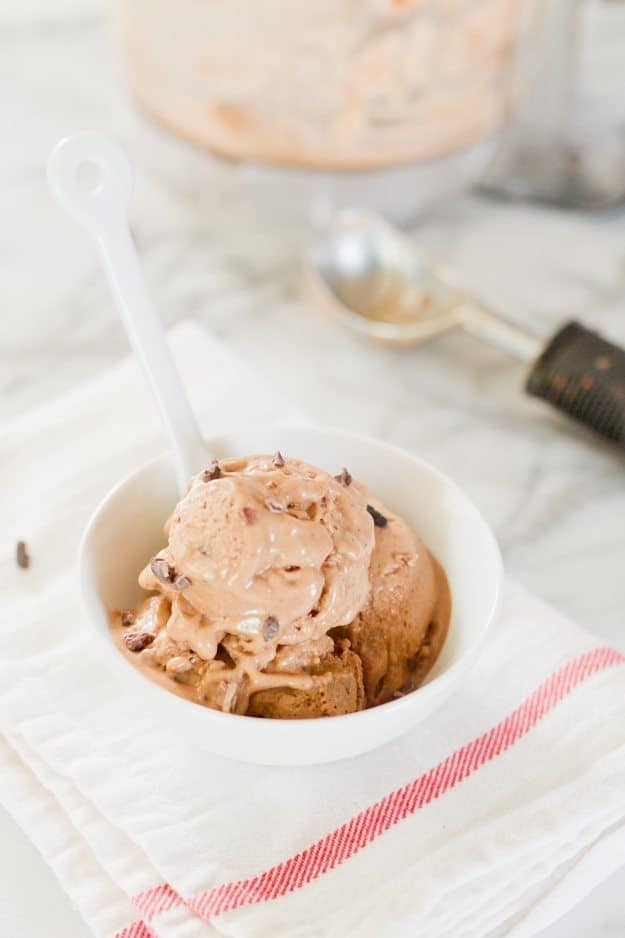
[526,321,625,448]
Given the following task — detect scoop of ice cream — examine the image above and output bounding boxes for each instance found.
[135,453,375,708]
[334,498,451,707]
[112,454,452,718]
[247,640,365,719]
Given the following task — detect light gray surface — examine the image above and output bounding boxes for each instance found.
[3,3,625,936]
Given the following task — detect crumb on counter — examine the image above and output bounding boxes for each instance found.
[16,540,30,569]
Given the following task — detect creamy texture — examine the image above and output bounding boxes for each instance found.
[111,453,451,717]
[335,498,451,706]
[130,455,374,711]
[121,0,525,170]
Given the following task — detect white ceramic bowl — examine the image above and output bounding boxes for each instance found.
[80,425,502,765]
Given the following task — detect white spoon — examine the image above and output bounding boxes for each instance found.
[47,132,207,494]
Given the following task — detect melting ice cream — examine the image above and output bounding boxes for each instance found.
[111,453,450,717]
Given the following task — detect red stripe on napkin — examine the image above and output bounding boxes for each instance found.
[117,645,623,936]
[132,883,180,921]
[115,921,154,938]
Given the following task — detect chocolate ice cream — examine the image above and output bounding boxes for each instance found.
[333,498,451,707]
[111,453,451,717]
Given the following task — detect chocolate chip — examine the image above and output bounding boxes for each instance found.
[367,504,388,527]
[150,557,176,584]
[273,451,285,467]
[309,608,319,618]
[266,498,283,513]
[285,565,300,572]
[241,506,258,524]
[16,540,30,569]
[262,616,280,640]
[120,610,135,627]
[334,467,352,487]
[173,575,192,591]
[201,460,222,482]
[124,631,155,652]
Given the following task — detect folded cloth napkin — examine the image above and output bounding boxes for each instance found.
[1,322,624,938]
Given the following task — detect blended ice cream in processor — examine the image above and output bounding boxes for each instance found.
[111,453,451,717]
[122,0,525,170]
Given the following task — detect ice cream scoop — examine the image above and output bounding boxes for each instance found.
[306,210,625,449]
[152,455,373,639]
[337,498,451,708]
[110,450,456,718]
[128,453,376,714]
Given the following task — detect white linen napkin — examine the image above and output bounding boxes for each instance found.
[1,321,624,938]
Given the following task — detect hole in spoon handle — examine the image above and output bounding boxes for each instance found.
[526,321,625,449]
[47,132,134,238]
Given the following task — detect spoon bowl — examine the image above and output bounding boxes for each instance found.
[306,210,463,346]
[305,209,542,361]
[81,424,502,765]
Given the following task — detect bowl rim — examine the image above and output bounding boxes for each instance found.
[79,423,503,731]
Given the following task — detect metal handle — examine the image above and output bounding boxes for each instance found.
[526,321,625,448]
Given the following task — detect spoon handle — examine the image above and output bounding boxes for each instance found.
[526,321,625,449]
[47,133,207,493]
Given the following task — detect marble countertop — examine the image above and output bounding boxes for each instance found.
[3,3,625,936]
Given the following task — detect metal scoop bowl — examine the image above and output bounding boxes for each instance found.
[305,210,625,450]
